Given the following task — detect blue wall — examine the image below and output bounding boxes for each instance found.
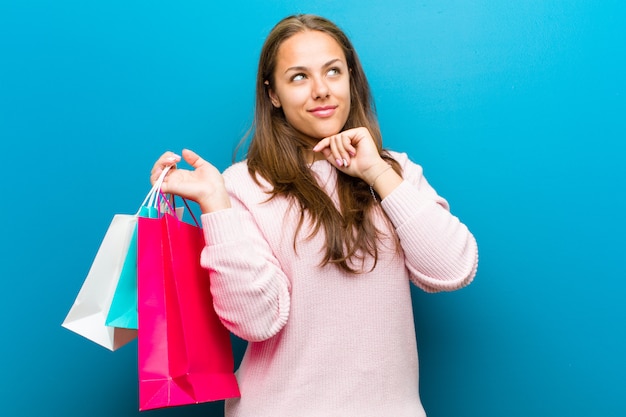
[2,1,624,416]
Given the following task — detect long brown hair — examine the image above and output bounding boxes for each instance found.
[241,14,400,273]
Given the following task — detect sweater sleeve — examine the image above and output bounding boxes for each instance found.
[200,205,291,342]
[381,154,478,292]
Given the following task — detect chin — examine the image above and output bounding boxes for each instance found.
[294,120,346,141]
[314,126,344,139]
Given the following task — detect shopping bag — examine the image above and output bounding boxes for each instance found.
[106,166,185,329]
[62,167,171,350]
[137,207,240,410]
[106,203,183,330]
[61,213,138,350]
[105,206,155,330]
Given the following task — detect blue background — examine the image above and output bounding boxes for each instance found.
[1,1,625,416]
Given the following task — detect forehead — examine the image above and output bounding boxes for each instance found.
[275,30,346,69]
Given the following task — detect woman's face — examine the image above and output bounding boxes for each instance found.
[268,30,351,141]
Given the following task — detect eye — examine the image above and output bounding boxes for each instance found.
[291,73,307,82]
[327,67,341,77]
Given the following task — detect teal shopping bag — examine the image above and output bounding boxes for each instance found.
[105,166,180,329]
[106,199,183,329]
[105,206,157,329]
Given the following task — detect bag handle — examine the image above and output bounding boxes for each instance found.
[157,191,200,227]
[138,165,200,228]
[136,165,172,215]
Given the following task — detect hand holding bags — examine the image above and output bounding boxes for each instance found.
[63,166,240,409]
[137,200,240,410]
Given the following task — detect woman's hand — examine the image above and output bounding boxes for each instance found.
[150,149,231,213]
[312,127,402,200]
[312,127,392,185]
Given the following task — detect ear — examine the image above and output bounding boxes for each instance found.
[265,81,281,108]
[268,89,281,108]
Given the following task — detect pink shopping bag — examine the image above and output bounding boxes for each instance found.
[137,210,240,411]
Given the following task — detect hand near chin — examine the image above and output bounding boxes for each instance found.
[312,127,389,184]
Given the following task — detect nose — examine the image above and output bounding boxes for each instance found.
[311,76,330,99]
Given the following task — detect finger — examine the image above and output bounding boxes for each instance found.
[151,151,180,184]
[339,134,357,163]
[312,138,330,153]
[160,151,180,164]
[153,152,180,172]
[344,136,357,157]
[328,135,342,166]
[181,148,207,169]
[330,134,352,167]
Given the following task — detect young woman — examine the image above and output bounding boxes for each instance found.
[151,14,478,417]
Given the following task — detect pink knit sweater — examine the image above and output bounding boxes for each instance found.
[200,151,478,417]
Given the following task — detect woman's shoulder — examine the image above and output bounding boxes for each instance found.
[222,160,249,179]
[385,150,424,178]
[222,160,273,199]
[386,150,408,163]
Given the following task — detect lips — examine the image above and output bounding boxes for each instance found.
[308,105,337,118]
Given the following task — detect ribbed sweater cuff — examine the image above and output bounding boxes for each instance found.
[201,208,242,245]
[381,180,434,228]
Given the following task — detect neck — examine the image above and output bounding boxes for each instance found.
[290,128,331,165]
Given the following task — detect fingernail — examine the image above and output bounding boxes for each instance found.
[342,158,348,167]
[336,158,343,167]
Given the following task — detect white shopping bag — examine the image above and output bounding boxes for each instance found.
[62,214,139,350]
[62,167,176,350]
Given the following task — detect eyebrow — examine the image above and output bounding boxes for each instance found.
[283,58,344,74]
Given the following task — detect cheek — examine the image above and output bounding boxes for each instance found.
[333,78,351,105]
[279,91,308,118]
[342,81,352,103]
[339,82,351,119]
